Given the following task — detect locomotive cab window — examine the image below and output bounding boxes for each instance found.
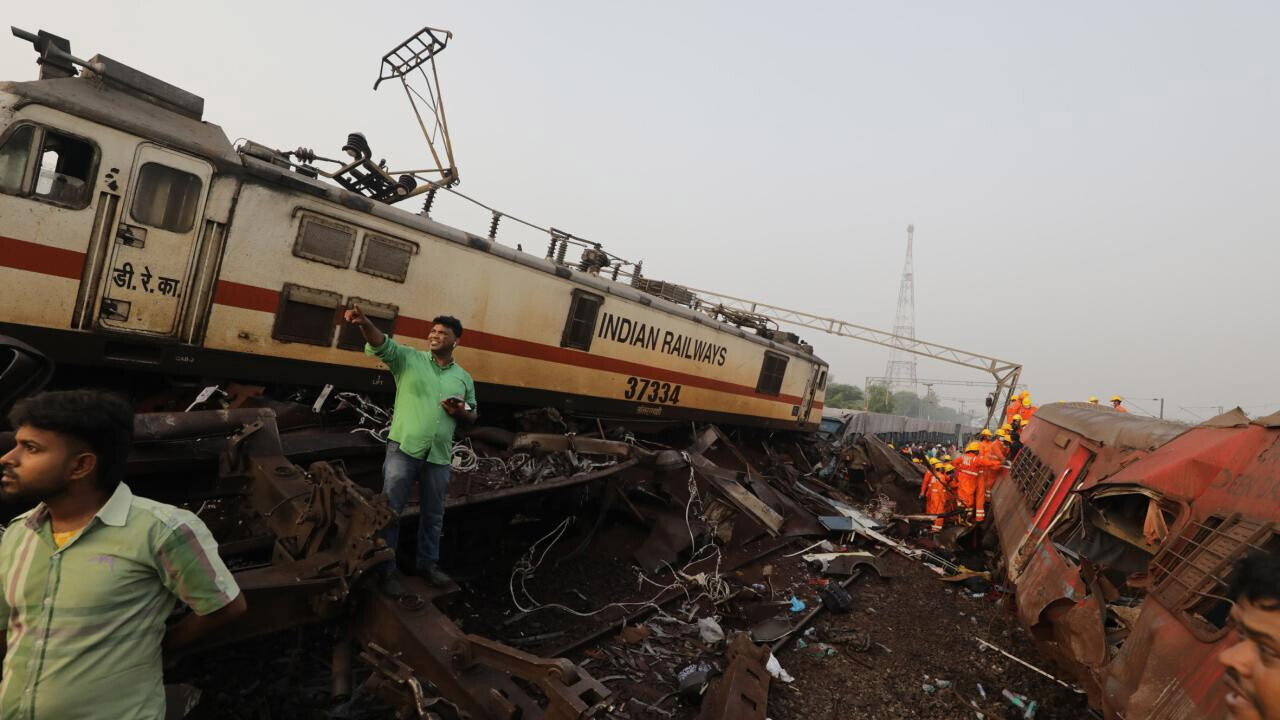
[0,125,35,194]
[561,290,603,351]
[756,351,788,395]
[0,123,96,208]
[131,163,202,232]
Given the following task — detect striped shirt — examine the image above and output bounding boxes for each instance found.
[0,483,239,719]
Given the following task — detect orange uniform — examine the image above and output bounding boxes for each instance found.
[954,452,1001,522]
[1021,404,1036,424]
[1005,399,1023,425]
[978,439,1005,502]
[1114,405,1128,413]
[920,468,951,531]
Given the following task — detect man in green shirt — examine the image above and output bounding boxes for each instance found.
[0,390,246,719]
[344,306,477,594]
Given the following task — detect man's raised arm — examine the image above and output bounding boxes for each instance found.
[344,304,385,348]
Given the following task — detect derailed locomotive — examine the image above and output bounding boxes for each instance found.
[0,29,827,432]
[992,402,1280,719]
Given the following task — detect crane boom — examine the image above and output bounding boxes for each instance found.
[681,284,1022,427]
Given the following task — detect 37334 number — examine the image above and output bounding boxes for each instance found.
[623,377,682,405]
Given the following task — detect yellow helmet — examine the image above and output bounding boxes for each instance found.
[965,442,981,453]
[979,428,993,438]
[1020,390,1030,399]
[1013,414,1023,422]
[943,463,955,472]
[1111,395,1123,403]
[888,443,895,449]
[912,457,922,464]
[1088,396,1099,404]
[928,457,941,466]
[1000,424,1012,432]
[942,454,952,461]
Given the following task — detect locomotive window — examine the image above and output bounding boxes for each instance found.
[756,351,788,395]
[131,163,202,232]
[817,368,828,390]
[357,234,414,282]
[0,125,96,208]
[337,297,398,351]
[33,129,95,208]
[0,124,35,194]
[294,214,356,268]
[271,283,341,346]
[560,289,602,351]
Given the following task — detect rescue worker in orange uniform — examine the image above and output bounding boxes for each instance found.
[920,458,952,532]
[1111,395,1128,413]
[988,428,1012,503]
[954,442,1001,522]
[976,429,1005,506]
[1005,395,1023,425]
[1088,396,1099,405]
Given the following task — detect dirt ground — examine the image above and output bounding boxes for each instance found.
[766,551,1091,720]
[449,509,1093,720]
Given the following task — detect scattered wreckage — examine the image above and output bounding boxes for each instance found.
[992,402,1280,720]
[0,335,942,719]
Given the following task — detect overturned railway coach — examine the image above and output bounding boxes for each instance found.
[992,402,1280,720]
[0,34,826,431]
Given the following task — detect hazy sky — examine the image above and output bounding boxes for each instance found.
[5,2,1277,422]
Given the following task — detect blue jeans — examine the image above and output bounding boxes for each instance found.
[380,441,452,572]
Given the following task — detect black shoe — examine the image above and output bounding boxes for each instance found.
[417,564,452,588]
[378,569,409,598]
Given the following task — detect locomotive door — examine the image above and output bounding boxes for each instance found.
[798,364,821,425]
[97,143,211,336]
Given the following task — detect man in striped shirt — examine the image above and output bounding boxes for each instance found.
[0,390,246,719]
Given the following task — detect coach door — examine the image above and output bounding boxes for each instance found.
[97,144,211,336]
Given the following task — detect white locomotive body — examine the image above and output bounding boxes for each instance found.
[0,41,826,431]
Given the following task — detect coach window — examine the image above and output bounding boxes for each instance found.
[131,163,203,232]
[756,351,788,395]
[560,289,603,351]
[0,124,96,208]
[294,213,356,268]
[1149,514,1277,639]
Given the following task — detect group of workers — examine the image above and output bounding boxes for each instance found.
[909,389,1131,532]
[1089,395,1128,412]
[910,422,1019,533]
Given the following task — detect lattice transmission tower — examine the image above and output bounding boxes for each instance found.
[883,224,918,392]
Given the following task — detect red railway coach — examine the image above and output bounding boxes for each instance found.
[0,33,826,431]
[992,402,1280,719]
